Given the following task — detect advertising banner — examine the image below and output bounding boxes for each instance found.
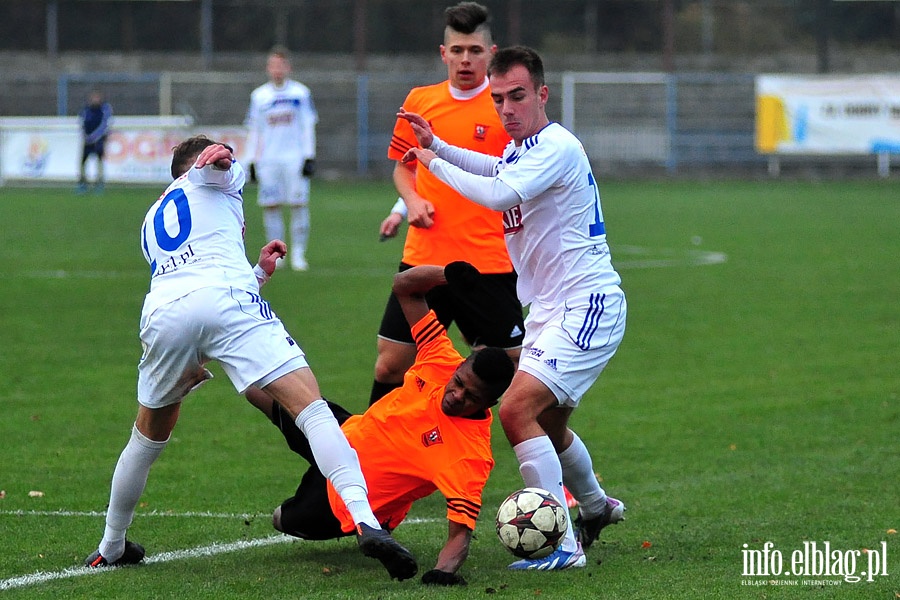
[0,117,247,184]
[755,75,900,155]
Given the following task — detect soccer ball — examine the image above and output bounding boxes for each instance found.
[496,487,568,559]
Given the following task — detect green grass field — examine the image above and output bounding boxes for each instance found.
[0,179,896,599]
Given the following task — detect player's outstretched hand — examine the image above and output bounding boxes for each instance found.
[400,147,437,169]
[397,108,434,148]
[257,239,287,276]
[421,569,466,586]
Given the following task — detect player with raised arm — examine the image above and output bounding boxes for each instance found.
[245,46,318,271]
[370,1,525,406]
[245,262,515,586]
[399,46,627,571]
[84,135,416,581]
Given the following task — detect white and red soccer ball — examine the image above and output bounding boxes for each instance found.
[496,487,568,559]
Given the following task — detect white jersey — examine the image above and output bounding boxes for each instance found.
[139,161,254,316]
[244,79,317,164]
[496,123,621,308]
[428,121,621,308]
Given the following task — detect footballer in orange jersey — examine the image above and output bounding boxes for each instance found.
[248,262,515,585]
[371,1,524,407]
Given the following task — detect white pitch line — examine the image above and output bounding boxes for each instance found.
[0,516,441,591]
[0,509,269,519]
[0,535,293,591]
[16,246,727,281]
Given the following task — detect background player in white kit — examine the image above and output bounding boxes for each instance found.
[84,135,417,581]
[245,46,317,271]
[399,46,626,571]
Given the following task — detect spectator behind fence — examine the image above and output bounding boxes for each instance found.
[77,90,112,194]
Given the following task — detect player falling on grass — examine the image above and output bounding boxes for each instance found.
[245,262,515,586]
[399,46,626,571]
[370,1,525,406]
[84,135,417,581]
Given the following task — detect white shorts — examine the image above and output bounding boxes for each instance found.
[137,286,307,409]
[256,160,309,207]
[518,287,626,406]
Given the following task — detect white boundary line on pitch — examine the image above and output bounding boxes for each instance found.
[17,246,728,280]
[0,535,293,591]
[0,509,270,519]
[0,516,440,591]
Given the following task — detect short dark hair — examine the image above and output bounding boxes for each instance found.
[467,346,515,405]
[170,134,232,179]
[268,45,290,60]
[489,45,545,88]
[445,2,491,36]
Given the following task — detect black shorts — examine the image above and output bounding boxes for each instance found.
[377,262,525,349]
[82,140,105,160]
[271,400,353,541]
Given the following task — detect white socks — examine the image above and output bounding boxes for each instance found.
[263,208,285,244]
[559,432,608,519]
[289,205,309,259]
[294,399,379,529]
[99,425,168,562]
[514,435,577,552]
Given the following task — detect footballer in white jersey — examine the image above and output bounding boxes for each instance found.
[138,149,307,406]
[87,138,418,578]
[245,79,317,165]
[425,121,626,399]
[140,150,255,315]
[244,48,318,270]
[496,122,621,309]
[398,46,627,572]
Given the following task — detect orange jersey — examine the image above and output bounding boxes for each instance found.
[389,81,512,273]
[327,310,494,532]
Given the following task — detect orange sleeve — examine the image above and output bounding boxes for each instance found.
[388,83,513,273]
[438,449,494,530]
[409,310,464,379]
[325,311,492,534]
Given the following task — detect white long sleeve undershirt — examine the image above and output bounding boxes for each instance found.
[427,135,522,212]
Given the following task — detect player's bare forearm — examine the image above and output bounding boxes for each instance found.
[393,265,446,327]
[392,265,446,298]
[393,161,434,228]
[433,522,471,574]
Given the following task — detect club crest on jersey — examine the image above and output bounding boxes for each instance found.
[421,426,443,447]
[473,124,489,141]
[503,206,523,234]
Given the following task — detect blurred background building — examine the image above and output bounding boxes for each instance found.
[1,0,898,178]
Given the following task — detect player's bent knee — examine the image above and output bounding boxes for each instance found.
[272,506,284,532]
[373,353,414,383]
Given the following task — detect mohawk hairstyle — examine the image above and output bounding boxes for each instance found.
[445,1,491,35]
